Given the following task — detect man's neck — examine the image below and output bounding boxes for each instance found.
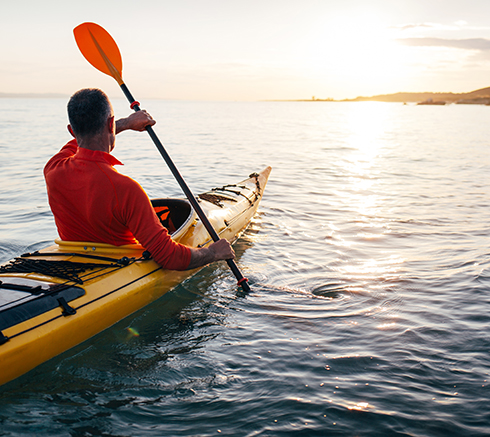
[77,136,113,153]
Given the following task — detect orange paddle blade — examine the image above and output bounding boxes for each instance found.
[73,22,124,85]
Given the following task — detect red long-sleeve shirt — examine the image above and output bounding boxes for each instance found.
[44,139,191,270]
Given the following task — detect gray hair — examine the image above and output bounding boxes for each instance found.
[67,88,112,138]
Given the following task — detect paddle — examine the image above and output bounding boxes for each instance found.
[73,22,250,292]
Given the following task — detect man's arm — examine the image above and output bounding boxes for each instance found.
[116,110,155,134]
[114,109,235,271]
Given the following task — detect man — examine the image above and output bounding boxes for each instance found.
[44,88,234,270]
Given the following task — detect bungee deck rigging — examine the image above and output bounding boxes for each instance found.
[198,173,263,208]
[0,257,127,284]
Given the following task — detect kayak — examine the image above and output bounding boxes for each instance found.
[0,166,271,387]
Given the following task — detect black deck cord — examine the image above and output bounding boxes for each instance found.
[211,186,254,205]
[20,251,135,265]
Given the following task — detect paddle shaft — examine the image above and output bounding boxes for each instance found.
[120,84,250,292]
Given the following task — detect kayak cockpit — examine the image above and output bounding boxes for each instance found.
[151,198,193,236]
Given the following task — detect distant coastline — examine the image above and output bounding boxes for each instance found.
[272,86,490,105]
[3,87,490,104]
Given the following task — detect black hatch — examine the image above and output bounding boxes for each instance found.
[0,277,85,332]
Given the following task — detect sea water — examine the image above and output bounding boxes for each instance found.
[0,98,489,436]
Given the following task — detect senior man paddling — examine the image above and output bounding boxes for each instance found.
[44,88,234,270]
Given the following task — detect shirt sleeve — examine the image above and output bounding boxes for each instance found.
[115,177,192,271]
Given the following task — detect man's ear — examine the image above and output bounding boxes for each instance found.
[67,125,75,138]
[108,115,115,132]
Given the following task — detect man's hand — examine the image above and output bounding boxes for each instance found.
[116,110,156,134]
[208,238,235,261]
[186,239,235,270]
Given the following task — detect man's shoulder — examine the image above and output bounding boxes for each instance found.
[44,139,79,176]
[111,171,148,197]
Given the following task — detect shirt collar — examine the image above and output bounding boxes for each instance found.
[74,146,123,166]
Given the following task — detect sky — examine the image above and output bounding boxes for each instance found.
[2,0,490,101]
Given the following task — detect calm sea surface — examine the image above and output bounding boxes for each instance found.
[0,98,489,436]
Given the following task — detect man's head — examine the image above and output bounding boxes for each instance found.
[67,88,113,139]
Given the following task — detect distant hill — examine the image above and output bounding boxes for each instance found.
[0,92,67,98]
[340,87,490,103]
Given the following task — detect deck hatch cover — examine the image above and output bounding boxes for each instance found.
[0,280,85,331]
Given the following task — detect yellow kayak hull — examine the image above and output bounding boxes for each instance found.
[0,167,271,386]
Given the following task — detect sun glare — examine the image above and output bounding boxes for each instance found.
[298,16,409,96]
[344,101,392,165]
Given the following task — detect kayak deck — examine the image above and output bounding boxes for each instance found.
[0,167,271,386]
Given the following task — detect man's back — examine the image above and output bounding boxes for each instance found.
[44,139,191,270]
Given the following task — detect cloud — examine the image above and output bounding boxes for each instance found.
[397,37,490,51]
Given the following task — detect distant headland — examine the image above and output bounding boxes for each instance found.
[283,86,490,105]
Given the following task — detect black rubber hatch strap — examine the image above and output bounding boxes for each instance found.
[0,331,8,345]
